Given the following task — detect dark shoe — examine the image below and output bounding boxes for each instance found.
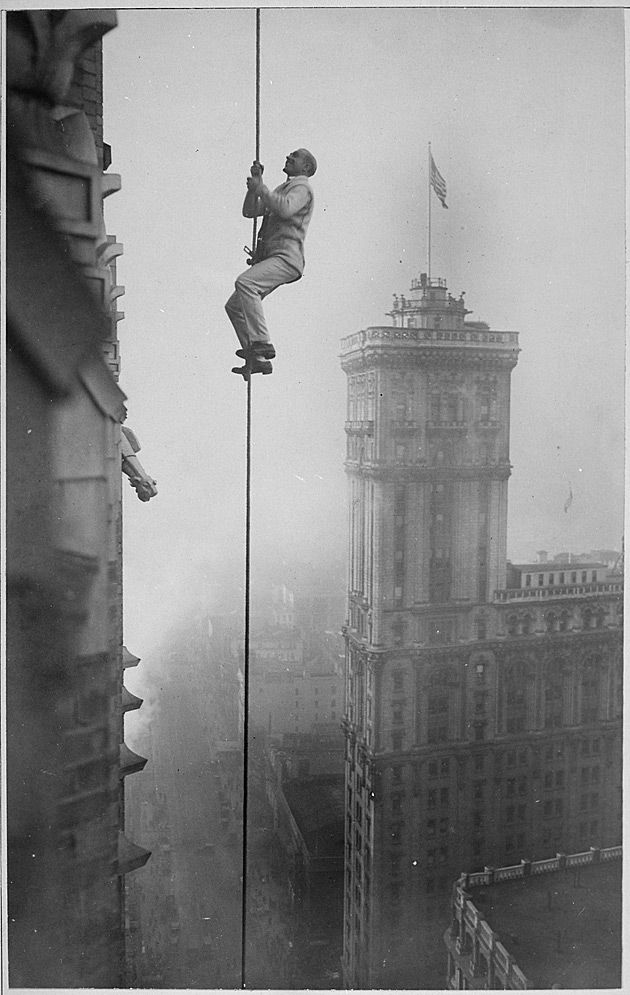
[235,342,276,360]
[231,358,273,378]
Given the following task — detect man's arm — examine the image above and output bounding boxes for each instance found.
[242,188,265,219]
[242,160,265,218]
[258,181,311,219]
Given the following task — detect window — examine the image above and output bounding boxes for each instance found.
[440,758,450,777]
[559,572,565,584]
[474,723,486,742]
[506,805,515,823]
[525,574,532,588]
[538,574,544,587]
[591,570,597,583]
[393,670,404,691]
[474,692,487,715]
[392,705,403,724]
[582,571,587,583]
[392,732,403,751]
[392,765,402,783]
[428,761,438,779]
[474,755,484,772]
[428,789,437,809]
[555,770,565,788]
[474,781,485,801]
[506,779,516,798]
[440,787,450,806]
[549,574,555,586]
[427,819,436,837]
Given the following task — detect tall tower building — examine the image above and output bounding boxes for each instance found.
[339,275,622,988]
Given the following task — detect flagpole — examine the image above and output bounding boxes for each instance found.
[428,142,432,280]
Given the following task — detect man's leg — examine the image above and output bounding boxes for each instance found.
[225,289,250,350]
[232,257,300,349]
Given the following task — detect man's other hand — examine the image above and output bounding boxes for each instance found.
[250,160,264,177]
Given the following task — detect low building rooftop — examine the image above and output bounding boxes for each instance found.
[283,774,345,859]
[459,852,621,989]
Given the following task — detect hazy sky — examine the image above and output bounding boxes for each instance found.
[103,7,625,655]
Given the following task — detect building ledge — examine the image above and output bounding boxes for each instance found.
[122,645,140,668]
[122,685,143,712]
[117,831,151,875]
[119,742,148,778]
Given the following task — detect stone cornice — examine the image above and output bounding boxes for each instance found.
[343,462,513,482]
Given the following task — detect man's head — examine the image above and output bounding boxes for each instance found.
[283,148,317,178]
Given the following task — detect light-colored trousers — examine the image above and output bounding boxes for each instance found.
[225,256,300,349]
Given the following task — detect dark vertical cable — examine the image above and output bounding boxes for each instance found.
[241,9,260,989]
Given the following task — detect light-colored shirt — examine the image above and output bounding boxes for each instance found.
[245,176,314,275]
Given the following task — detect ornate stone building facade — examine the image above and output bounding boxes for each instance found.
[339,275,622,988]
[6,12,153,985]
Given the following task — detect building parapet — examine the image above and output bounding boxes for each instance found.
[494,580,623,602]
[460,844,620,889]
[340,325,519,354]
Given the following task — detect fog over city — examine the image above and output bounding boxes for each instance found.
[98,7,624,990]
[104,6,624,658]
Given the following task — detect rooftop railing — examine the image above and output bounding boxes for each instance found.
[494,580,622,602]
[340,326,519,353]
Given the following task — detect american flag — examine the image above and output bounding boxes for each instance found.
[430,152,448,209]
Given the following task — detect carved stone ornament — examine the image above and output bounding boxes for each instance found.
[7,11,117,106]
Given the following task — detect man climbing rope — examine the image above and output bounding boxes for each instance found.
[226,148,317,377]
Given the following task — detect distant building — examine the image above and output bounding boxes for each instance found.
[6,12,150,986]
[249,586,344,740]
[445,844,622,989]
[339,275,622,988]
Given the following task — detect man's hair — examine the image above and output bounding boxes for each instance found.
[297,148,317,177]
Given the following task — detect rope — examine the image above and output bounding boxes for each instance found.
[241,9,260,988]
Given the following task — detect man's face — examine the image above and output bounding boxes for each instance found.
[283,150,308,177]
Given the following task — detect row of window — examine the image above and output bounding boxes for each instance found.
[381,737,607,791]
[524,570,598,587]
[506,607,607,636]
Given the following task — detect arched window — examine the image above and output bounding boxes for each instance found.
[507,614,518,637]
[423,666,459,744]
[580,659,601,724]
[559,610,570,632]
[544,669,563,728]
[582,607,593,630]
[520,614,532,636]
[475,617,487,641]
[545,612,558,634]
